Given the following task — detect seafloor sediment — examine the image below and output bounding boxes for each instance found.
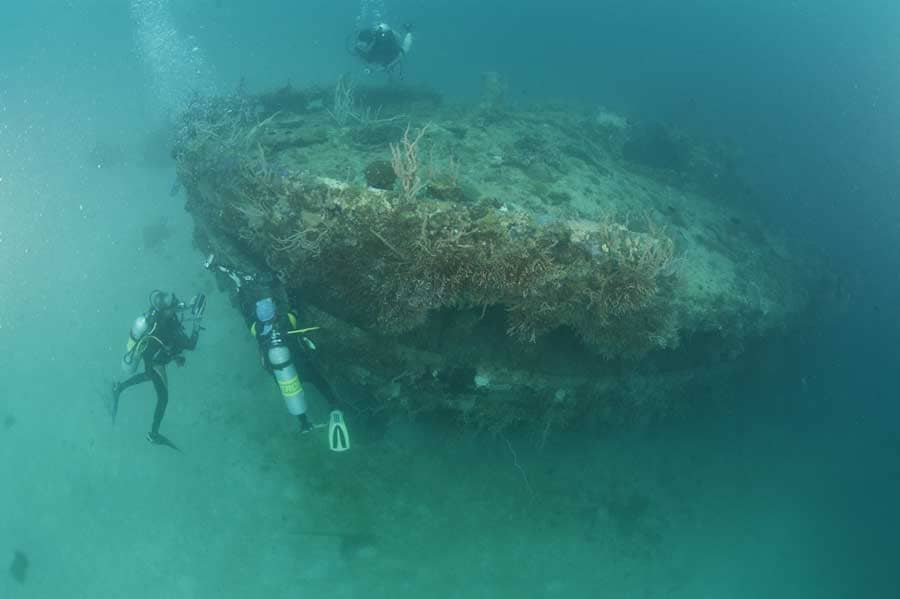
[173,78,818,434]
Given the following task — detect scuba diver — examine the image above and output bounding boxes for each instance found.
[203,254,350,452]
[351,22,413,74]
[112,290,206,450]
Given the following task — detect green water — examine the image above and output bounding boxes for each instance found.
[2,1,899,597]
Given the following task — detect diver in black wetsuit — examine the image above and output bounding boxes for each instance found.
[352,22,413,73]
[202,254,348,449]
[112,290,205,450]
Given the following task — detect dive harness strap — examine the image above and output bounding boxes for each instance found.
[270,358,292,371]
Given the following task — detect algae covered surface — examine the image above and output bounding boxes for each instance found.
[174,81,816,432]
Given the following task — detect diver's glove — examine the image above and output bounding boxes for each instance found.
[403,22,414,33]
[190,326,202,344]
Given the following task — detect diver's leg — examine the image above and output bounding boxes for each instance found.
[110,370,151,422]
[117,371,150,392]
[296,412,314,433]
[289,357,339,434]
[145,367,179,450]
[147,366,169,437]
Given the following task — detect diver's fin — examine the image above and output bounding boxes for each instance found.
[147,432,181,452]
[110,382,121,424]
[328,410,350,452]
[300,422,328,435]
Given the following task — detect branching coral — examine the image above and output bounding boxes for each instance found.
[176,103,679,359]
[390,123,431,201]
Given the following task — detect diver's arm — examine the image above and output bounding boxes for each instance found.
[172,321,200,352]
[183,329,200,351]
[382,32,410,72]
[203,253,257,292]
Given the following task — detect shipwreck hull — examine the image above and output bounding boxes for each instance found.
[176,85,813,432]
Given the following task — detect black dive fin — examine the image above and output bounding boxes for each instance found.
[110,383,121,424]
[147,432,182,452]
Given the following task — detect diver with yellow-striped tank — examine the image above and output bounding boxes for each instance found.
[203,254,349,451]
[112,290,205,450]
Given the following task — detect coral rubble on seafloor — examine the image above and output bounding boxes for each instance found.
[173,79,820,433]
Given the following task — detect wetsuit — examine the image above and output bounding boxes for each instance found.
[355,25,410,72]
[115,313,198,441]
[239,279,342,410]
[204,255,340,418]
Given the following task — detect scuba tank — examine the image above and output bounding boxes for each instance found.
[267,331,307,416]
[121,314,153,375]
[121,291,166,375]
[119,289,204,375]
[121,289,171,374]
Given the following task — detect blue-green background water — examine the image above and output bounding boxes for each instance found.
[1,1,899,597]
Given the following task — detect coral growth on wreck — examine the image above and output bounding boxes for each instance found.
[174,81,814,433]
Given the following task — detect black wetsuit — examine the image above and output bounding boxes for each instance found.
[116,313,198,438]
[236,273,342,409]
[356,27,404,70]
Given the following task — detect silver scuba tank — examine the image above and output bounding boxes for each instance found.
[267,344,307,416]
[121,314,151,375]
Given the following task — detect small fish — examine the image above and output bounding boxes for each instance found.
[9,550,28,584]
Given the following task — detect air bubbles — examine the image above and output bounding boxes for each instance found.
[130,0,217,120]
